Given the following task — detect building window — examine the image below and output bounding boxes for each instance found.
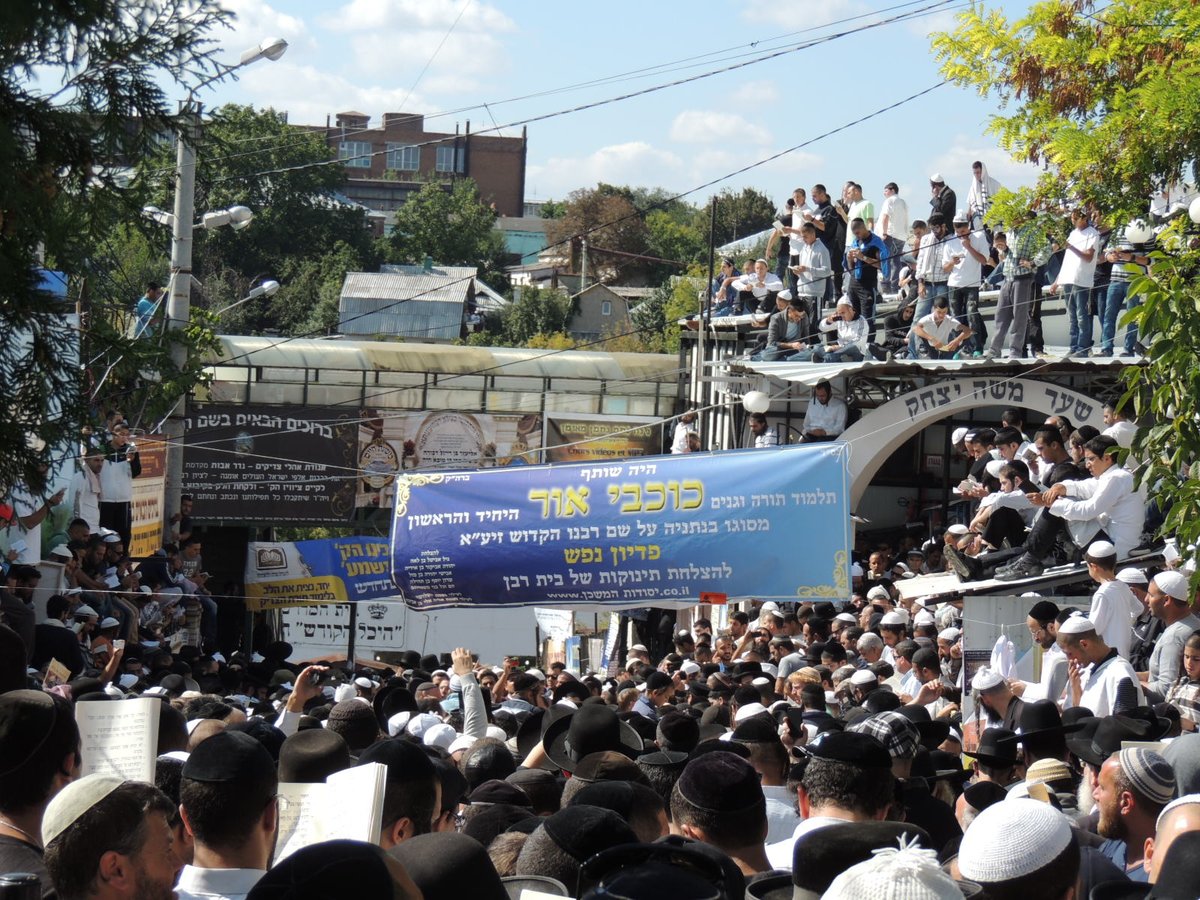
[601,300,612,316]
[386,143,419,171]
[435,144,465,173]
[339,140,373,168]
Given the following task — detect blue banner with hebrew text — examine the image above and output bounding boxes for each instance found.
[390,445,851,610]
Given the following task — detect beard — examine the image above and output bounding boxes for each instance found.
[1095,797,1121,839]
[1076,778,1096,818]
[132,867,177,900]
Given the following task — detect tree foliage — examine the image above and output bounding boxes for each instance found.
[1,0,230,489]
[934,0,1200,581]
[388,178,509,292]
[705,186,777,246]
[497,286,574,346]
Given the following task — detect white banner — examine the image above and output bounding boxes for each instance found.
[534,608,575,641]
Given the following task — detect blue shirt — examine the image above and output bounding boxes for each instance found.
[135,295,160,337]
[846,233,890,282]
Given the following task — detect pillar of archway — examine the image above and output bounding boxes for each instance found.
[839,377,1105,507]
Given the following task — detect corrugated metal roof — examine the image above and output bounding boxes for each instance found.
[338,270,474,340]
[205,336,680,381]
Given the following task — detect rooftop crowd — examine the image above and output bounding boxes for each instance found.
[706,165,1162,365]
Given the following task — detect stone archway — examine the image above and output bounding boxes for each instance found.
[839,377,1105,506]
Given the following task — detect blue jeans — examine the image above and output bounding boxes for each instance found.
[883,237,905,292]
[1099,281,1128,355]
[1065,283,1093,354]
[789,345,864,363]
[908,282,948,356]
[949,286,986,355]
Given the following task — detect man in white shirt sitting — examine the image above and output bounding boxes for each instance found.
[912,297,973,360]
[786,297,869,363]
[801,380,847,442]
[732,258,784,316]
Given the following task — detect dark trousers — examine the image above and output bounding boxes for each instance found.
[99,501,132,549]
[981,506,1028,551]
[949,285,986,354]
[848,280,877,338]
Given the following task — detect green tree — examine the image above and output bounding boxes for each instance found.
[1,0,229,489]
[388,178,509,291]
[546,186,651,281]
[933,0,1200,580]
[703,186,777,246]
[499,286,573,346]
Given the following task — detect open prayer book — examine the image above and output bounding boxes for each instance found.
[274,763,387,860]
[76,697,161,783]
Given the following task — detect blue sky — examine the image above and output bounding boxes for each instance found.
[149,0,1040,208]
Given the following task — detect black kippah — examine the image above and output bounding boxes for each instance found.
[183,730,276,784]
[542,805,637,861]
[1028,599,1060,623]
[676,751,763,813]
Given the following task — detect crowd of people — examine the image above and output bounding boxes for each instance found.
[706,165,1162,364]
[3,500,1200,900]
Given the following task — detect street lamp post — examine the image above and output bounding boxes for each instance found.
[162,37,287,535]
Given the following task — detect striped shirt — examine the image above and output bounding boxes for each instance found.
[1002,224,1050,279]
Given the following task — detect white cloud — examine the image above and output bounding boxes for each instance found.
[928,137,1040,195]
[740,0,866,30]
[527,142,685,197]
[906,7,964,39]
[234,62,432,126]
[670,110,771,146]
[215,0,315,56]
[323,0,515,34]
[316,0,515,92]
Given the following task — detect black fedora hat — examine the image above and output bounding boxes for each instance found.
[1019,699,1084,740]
[372,680,417,727]
[1066,715,1153,769]
[542,704,642,771]
[970,727,1020,768]
[894,704,951,749]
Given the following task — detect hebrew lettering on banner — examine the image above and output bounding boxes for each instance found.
[391,444,852,609]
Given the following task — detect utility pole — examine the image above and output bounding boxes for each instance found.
[163,105,198,531]
[580,237,589,291]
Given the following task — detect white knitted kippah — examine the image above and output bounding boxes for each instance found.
[822,839,963,900]
[1156,793,1200,832]
[958,799,1072,883]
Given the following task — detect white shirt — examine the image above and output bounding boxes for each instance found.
[175,865,265,900]
[944,230,991,288]
[981,487,1038,526]
[791,240,832,297]
[732,273,785,299]
[818,315,870,353]
[69,468,102,532]
[671,421,691,454]
[754,430,779,449]
[762,784,802,845]
[765,815,850,870]
[99,454,137,503]
[1056,225,1100,287]
[916,232,947,283]
[915,312,965,345]
[877,195,909,241]
[803,397,848,437]
[1050,465,1144,557]
[1103,420,1137,449]
[1087,580,1141,660]
[9,485,44,564]
[1075,651,1143,717]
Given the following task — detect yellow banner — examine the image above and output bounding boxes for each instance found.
[244,576,349,612]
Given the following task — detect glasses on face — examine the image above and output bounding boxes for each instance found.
[1083,455,1100,465]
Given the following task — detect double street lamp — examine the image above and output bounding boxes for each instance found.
[162,36,288,531]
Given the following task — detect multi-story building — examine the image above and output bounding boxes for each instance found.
[312,111,527,229]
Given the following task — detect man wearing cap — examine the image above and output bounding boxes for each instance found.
[176,731,279,899]
[1048,209,1100,356]
[0,690,80,894]
[1094,747,1176,881]
[971,668,1024,733]
[1082,540,1142,661]
[669,751,771,875]
[787,296,869,363]
[944,213,991,356]
[632,671,676,722]
[731,258,784,316]
[356,740,439,849]
[1140,570,1200,702]
[957,799,1079,899]
[800,380,846,443]
[1009,599,1069,703]
[928,174,956,223]
[41,776,180,900]
[1057,614,1144,716]
[764,731,895,869]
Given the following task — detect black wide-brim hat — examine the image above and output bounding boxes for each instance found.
[541,703,643,772]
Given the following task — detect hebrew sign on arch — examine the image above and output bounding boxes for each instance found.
[839,377,1105,506]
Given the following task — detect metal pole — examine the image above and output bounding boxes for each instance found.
[580,238,588,291]
[164,102,197,539]
[704,197,717,324]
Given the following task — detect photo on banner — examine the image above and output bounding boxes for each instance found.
[183,405,358,523]
[356,409,543,510]
[244,537,395,611]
